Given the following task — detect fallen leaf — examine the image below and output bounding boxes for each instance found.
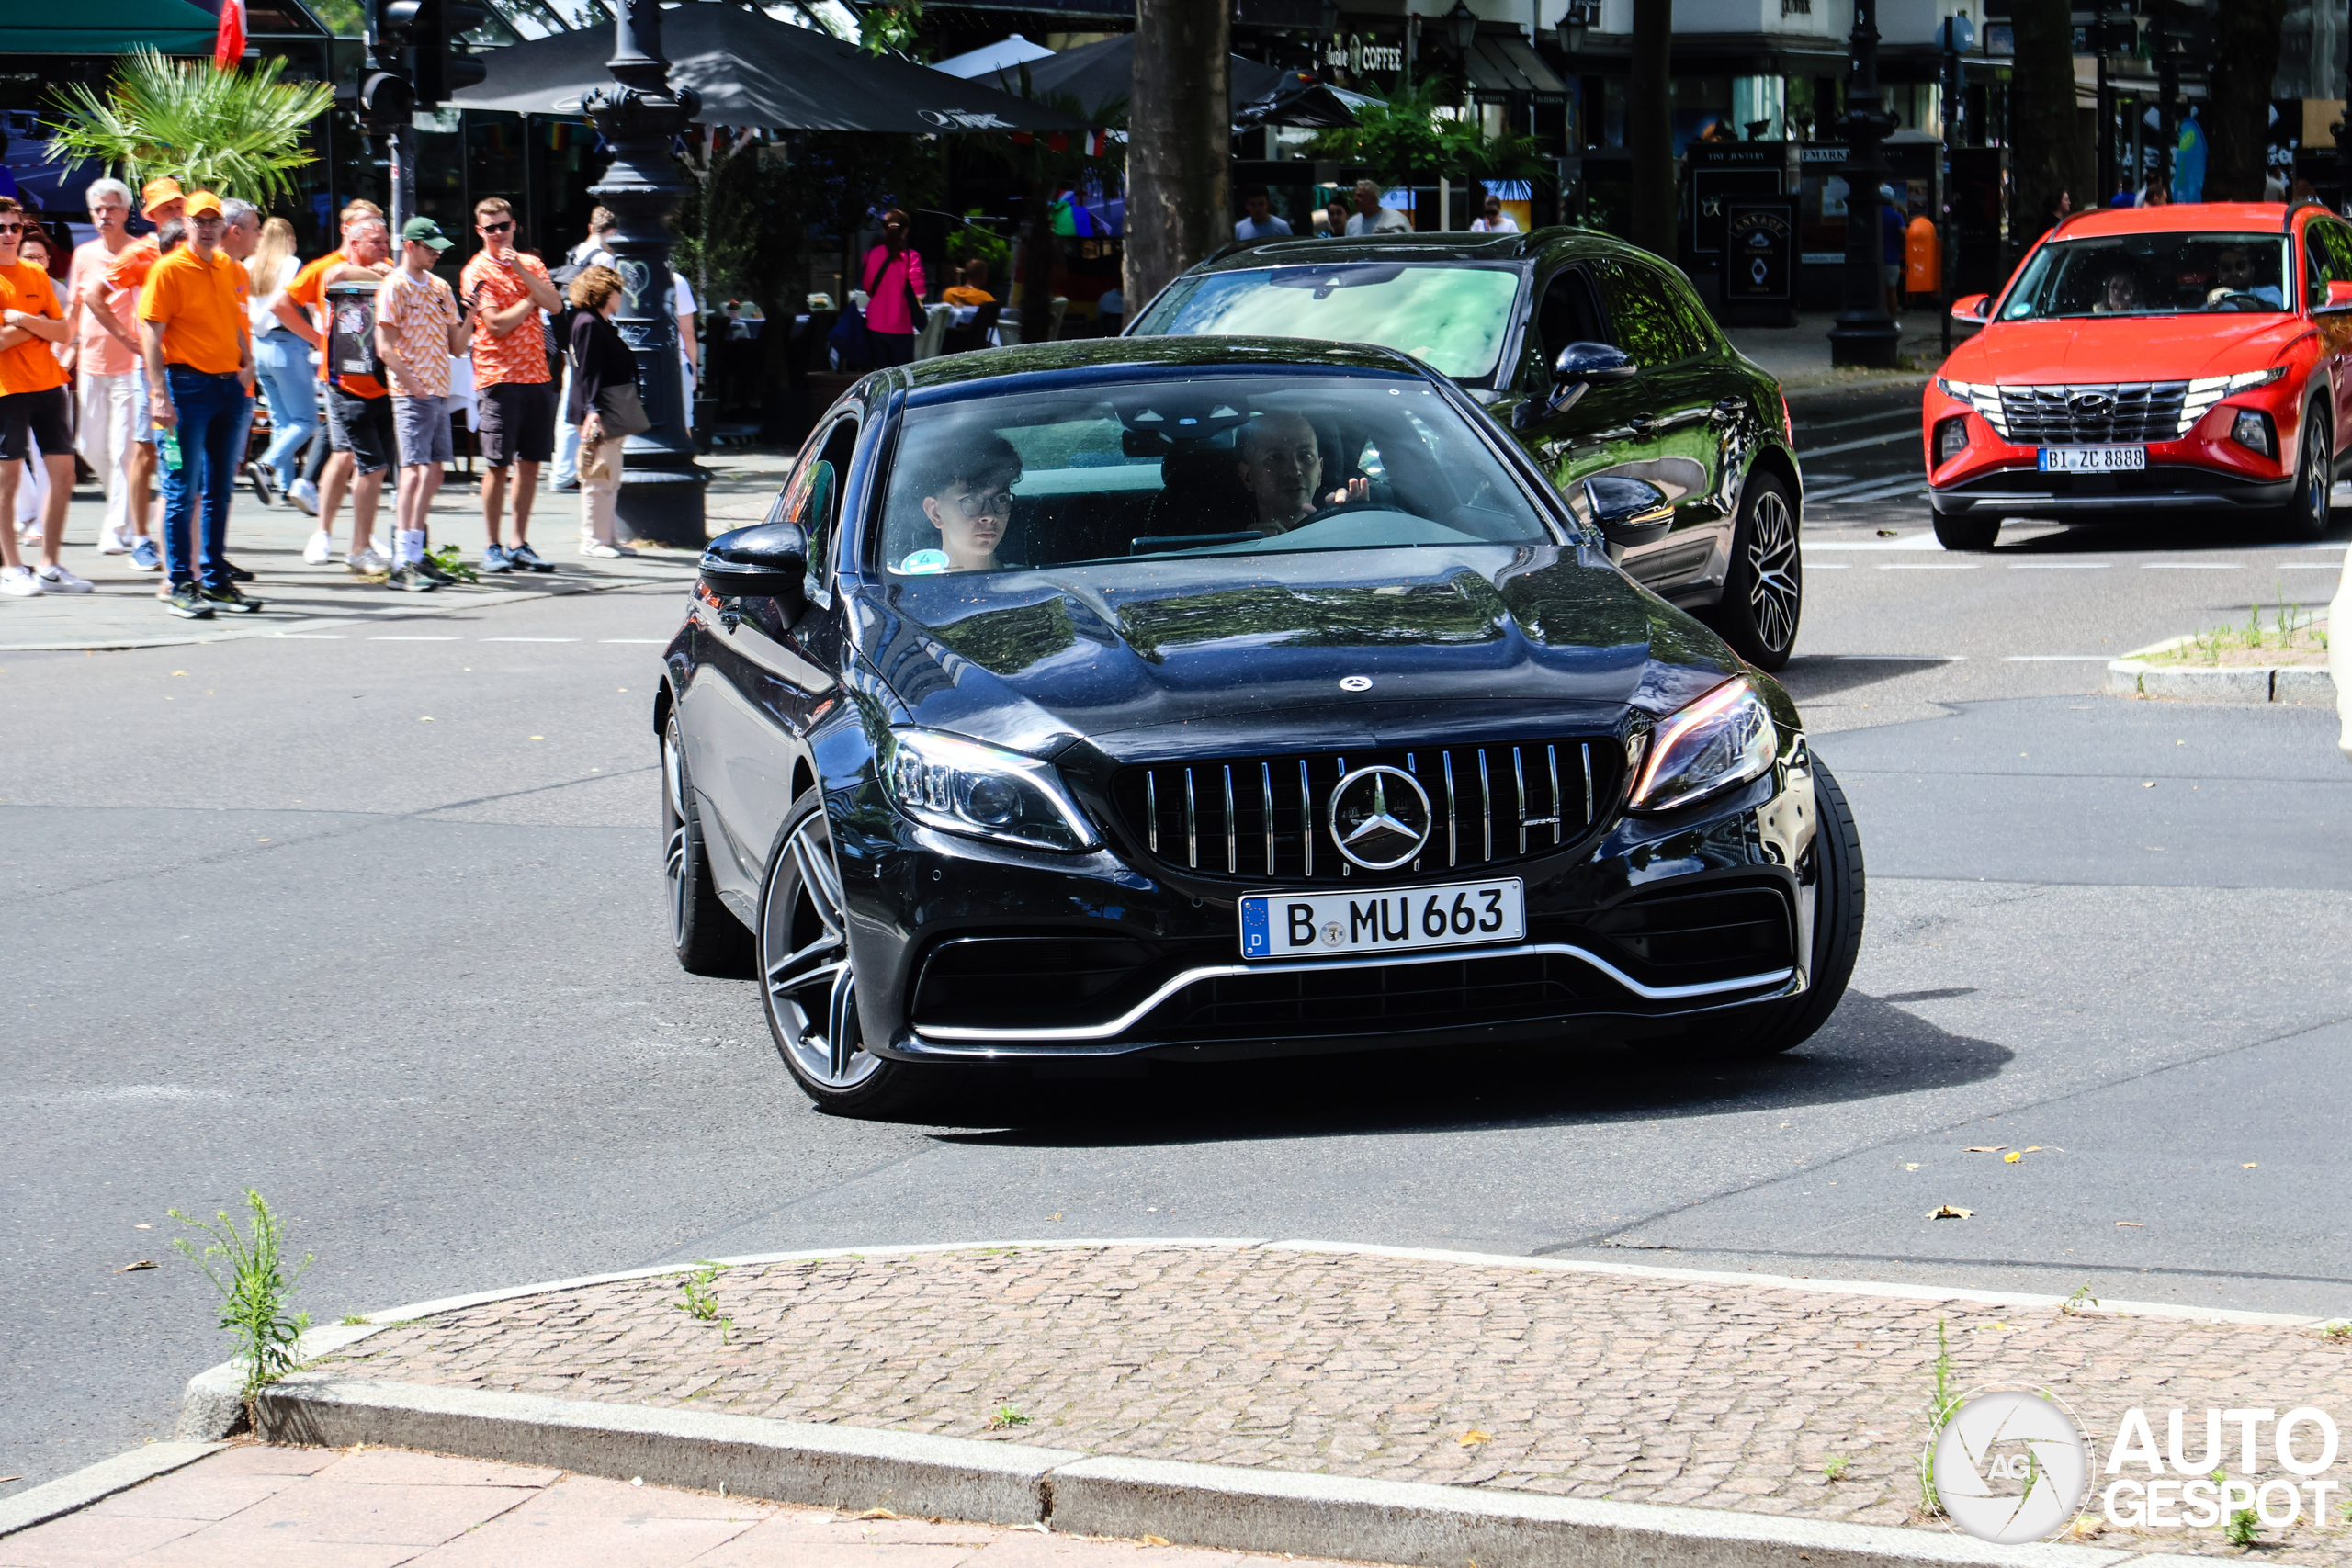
[134,1224,151,1230]
[1141,1536,1171,1547]
[629,1476,644,1487]
[1965,1146,2006,1154]
[1928,1205,1973,1219]
[2243,1162,2258,1169]
[2003,1151,2023,1164]
[419,716,435,722]
[854,1509,903,1520]
[1875,528,1897,537]
[1459,1429,1493,1446]
[1013,1522,1050,1534]
[0,1475,19,1483]
[2022,1146,2042,1153]
[116,1260,156,1272]
[1903,1163,1920,1171]
[2115,1221,2143,1228]
[2142,781,2155,788]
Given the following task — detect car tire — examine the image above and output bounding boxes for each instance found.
[759,787,963,1118]
[1703,757,1866,1058]
[1706,469,1803,671]
[2274,404,2332,543]
[663,715,752,977]
[1932,511,2000,551]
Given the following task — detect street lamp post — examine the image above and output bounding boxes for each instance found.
[582,0,708,547]
[1828,0,1899,368]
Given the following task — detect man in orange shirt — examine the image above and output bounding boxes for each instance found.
[458,197,562,572]
[277,202,393,571]
[0,196,81,599]
[140,191,258,619]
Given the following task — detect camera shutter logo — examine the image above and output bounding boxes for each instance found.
[1929,1389,2090,1544]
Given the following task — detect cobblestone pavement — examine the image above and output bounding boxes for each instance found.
[318,1244,2352,1563]
[0,1442,1374,1568]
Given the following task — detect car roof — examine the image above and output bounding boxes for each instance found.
[1177,226,1636,275]
[880,334,1437,398]
[2048,201,2297,238]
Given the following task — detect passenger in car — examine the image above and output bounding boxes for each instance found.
[2092,267,2141,315]
[1235,411,1369,533]
[906,429,1023,573]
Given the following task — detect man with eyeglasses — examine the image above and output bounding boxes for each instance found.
[0,196,84,598]
[139,191,260,619]
[460,197,562,573]
[104,178,188,574]
[64,177,146,560]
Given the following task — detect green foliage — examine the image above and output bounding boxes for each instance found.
[673,1261,727,1322]
[1307,83,1551,195]
[427,544,479,584]
[861,1,925,58]
[1919,1317,1956,1514]
[306,0,363,36]
[170,1190,313,1400]
[2061,1283,2099,1315]
[2226,1502,2260,1546]
[47,50,337,211]
[945,211,1012,285]
[987,1404,1031,1429]
[1822,1453,1850,1481]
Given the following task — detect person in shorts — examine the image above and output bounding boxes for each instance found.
[458,197,561,573]
[0,197,84,598]
[107,177,188,573]
[374,217,470,592]
[284,203,393,570]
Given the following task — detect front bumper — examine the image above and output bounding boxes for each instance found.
[831,749,1822,1064]
[1928,463,2297,517]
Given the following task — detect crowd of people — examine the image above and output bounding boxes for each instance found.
[0,182,676,617]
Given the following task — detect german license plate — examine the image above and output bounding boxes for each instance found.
[2038,446,2145,472]
[1238,878,1525,962]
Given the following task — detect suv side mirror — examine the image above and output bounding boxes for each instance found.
[2317,280,2352,315]
[700,521,810,624]
[1951,292,1990,325]
[1517,341,1637,428]
[1582,475,1674,548]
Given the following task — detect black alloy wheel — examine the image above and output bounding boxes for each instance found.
[1705,470,1803,671]
[663,715,752,976]
[2276,405,2332,543]
[1705,758,1866,1057]
[1931,509,2001,552]
[759,788,958,1117]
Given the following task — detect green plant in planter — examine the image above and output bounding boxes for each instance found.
[47,50,336,209]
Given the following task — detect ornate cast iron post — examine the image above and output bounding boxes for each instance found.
[583,0,708,545]
[1828,0,1900,369]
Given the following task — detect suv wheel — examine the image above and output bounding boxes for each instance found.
[1932,511,2001,551]
[663,715,752,976]
[1706,470,1802,671]
[2276,405,2332,543]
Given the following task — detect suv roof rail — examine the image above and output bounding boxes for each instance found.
[2285,197,2333,233]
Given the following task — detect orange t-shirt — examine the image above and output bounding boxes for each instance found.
[139,246,248,376]
[105,233,161,295]
[285,248,387,398]
[458,249,553,388]
[0,259,67,396]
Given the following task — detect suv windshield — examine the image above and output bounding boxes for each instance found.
[2000,231,2293,320]
[876,373,1557,579]
[1130,265,1523,380]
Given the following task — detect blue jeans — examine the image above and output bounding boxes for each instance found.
[160,368,249,590]
[253,332,318,488]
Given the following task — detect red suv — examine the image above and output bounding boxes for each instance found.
[1924,200,2352,548]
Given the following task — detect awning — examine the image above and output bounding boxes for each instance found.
[1464,33,1567,103]
[1233,71,1386,130]
[0,0,219,53]
[933,32,1056,80]
[987,33,1287,121]
[453,6,1086,133]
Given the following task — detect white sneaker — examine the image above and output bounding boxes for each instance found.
[288,478,320,516]
[97,525,130,555]
[580,540,636,558]
[302,529,334,566]
[35,564,94,593]
[0,564,42,597]
[346,545,390,575]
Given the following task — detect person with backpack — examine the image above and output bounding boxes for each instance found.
[860,209,927,367]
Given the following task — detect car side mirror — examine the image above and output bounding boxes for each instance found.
[1518,342,1637,428]
[2317,280,2352,315]
[1951,292,1990,325]
[1582,475,1674,549]
[700,521,810,625]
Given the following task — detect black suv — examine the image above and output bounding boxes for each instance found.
[1128,230,1804,670]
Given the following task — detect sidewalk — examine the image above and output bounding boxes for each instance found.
[0,446,795,652]
[1725,310,1966,396]
[15,1241,2347,1565]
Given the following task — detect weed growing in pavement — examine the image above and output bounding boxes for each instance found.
[2061,1283,2099,1315]
[338,1314,368,1326]
[672,1262,733,1341]
[2321,1319,2352,1340]
[1919,1317,1958,1515]
[169,1190,313,1401]
[427,544,480,584]
[2154,584,2329,667]
[1823,1454,1850,1482]
[988,1405,1031,1430]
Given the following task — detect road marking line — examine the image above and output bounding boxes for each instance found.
[370,636,460,640]
[2279,562,2343,570]
[599,637,669,644]
[1796,430,1917,460]
[1814,479,1928,502]
[1819,654,1966,661]
[2007,561,2110,569]
[269,633,352,638]
[1878,562,1980,570]
[480,637,580,642]
[2002,655,2112,661]
[2142,561,2241,569]
[1810,563,1852,570]
[1794,407,1921,434]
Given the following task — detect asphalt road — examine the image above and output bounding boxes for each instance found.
[5,411,2350,1497]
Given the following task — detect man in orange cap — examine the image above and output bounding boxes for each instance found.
[140,189,258,618]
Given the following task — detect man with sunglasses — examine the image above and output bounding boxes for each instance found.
[0,196,83,598]
[460,197,561,573]
[139,191,260,619]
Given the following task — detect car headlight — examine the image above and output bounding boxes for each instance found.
[882,728,1101,852]
[1936,378,2009,440]
[2178,367,2286,435]
[1627,679,1781,814]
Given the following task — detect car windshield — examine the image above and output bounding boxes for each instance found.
[1130,265,1524,380]
[1999,231,2293,320]
[876,372,1558,579]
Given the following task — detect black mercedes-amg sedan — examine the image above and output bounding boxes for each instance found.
[659,337,1862,1116]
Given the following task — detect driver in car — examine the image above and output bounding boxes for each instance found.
[904,431,1023,573]
[1236,411,1371,533]
[2210,245,2284,308]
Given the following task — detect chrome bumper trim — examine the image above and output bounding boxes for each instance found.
[910,942,1797,1043]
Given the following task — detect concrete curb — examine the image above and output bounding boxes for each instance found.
[2105,658,2335,704]
[0,1441,226,1538]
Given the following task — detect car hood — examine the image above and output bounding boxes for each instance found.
[851,544,1740,759]
[1941,314,2304,382]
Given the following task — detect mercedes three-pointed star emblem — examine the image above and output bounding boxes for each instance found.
[1329,765,1434,871]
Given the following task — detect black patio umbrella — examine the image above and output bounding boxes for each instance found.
[987,33,1286,122]
[453,5,1087,133]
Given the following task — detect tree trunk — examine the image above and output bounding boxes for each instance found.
[1628,0,1673,258]
[2208,0,2290,201]
[2007,0,2086,258]
[1125,0,1229,314]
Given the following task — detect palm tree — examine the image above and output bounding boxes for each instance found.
[46,49,336,210]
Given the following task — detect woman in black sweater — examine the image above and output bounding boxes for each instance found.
[566,265,639,558]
